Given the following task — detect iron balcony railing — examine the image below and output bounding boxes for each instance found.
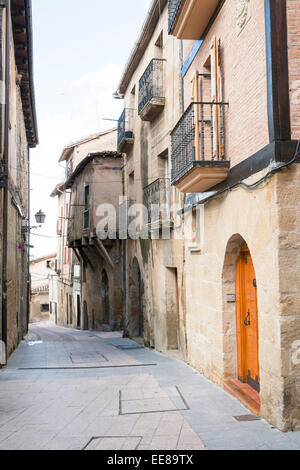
[138,59,165,115]
[143,178,170,223]
[117,108,134,148]
[168,0,183,34]
[171,101,228,182]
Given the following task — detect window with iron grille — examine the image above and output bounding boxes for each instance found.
[117,108,134,149]
[138,59,165,115]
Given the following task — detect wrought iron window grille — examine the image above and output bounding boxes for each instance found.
[168,0,183,34]
[117,108,134,148]
[138,59,165,115]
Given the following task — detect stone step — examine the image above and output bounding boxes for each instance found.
[223,379,261,416]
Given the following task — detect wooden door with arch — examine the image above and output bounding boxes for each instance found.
[235,243,260,392]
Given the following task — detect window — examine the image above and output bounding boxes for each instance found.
[83,185,90,229]
[41,304,49,313]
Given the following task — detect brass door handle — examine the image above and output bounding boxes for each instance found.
[244,309,251,327]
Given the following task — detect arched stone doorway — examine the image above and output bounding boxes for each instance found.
[101,269,110,324]
[77,295,81,329]
[236,242,260,391]
[222,235,260,394]
[129,258,143,337]
[83,301,89,331]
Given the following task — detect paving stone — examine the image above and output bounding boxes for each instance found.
[0,323,298,450]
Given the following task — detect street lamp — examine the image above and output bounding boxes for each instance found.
[34,210,46,225]
[22,210,47,233]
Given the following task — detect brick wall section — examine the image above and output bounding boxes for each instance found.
[287,0,300,140]
[182,0,269,167]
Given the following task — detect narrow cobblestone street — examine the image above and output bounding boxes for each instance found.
[0,323,299,450]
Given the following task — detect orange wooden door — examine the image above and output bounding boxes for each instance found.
[235,244,260,392]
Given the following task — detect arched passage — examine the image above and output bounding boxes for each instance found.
[129,258,143,337]
[101,269,110,324]
[83,301,89,331]
[77,295,81,329]
[222,235,260,393]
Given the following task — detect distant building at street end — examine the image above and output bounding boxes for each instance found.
[30,254,56,323]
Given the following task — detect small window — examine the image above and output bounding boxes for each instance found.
[83,185,90,229]
[41,304,49,313]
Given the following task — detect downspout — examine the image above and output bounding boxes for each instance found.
[1,0,10,366]
[20,238,25,340]
[27,146,30,333]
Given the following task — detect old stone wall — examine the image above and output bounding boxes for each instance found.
[287,0,300,139]
[123,4,185,355]
[183,160,300,431]
[4,17,30,356]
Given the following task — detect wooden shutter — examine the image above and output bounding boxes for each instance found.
[192,70,200,161]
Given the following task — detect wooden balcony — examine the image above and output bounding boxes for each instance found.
[168,0,219,40]
[138,59,165,122]
[171,101,230,193]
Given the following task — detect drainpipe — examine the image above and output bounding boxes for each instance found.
[27,146,30,334]
[1,0,10,366]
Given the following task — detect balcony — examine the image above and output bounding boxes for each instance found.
[138,59,165,122]
[143,178,170,226]
[171,101,230,193]
[168,0,219,40]
[117,108,134,153]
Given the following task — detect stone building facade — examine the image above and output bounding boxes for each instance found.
[51,129,122,330]
[113,0,300,431]
[0,0,38,363]
[66,152,124,331]
[116,0,186,353]
[168,0,300,431]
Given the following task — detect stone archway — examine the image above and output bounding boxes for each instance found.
[129,258,143,337]
[77,295,81,329]
[222,234,245,380]
[101,269,110,324]
[83,301,89,331]
[222,234,261,413]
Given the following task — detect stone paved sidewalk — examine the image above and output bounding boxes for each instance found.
[0,323,299,450]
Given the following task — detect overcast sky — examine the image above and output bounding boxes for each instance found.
[29,0,152,258]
